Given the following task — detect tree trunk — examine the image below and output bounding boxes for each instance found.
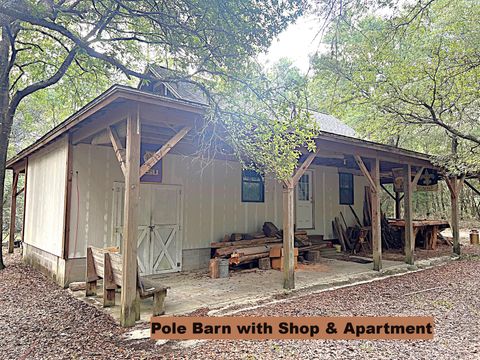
[0,111,13,270]
[0,26,12,270]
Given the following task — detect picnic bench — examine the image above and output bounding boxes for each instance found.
[85,246,169,319]
[388,219,450,250]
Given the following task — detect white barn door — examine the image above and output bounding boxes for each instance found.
[296,170,314,229]
[112,182,183,275]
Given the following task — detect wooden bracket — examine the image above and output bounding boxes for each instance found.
[445,175,465,199]
[108,126,126,176]
[354,155,377,193]
[412,166,425,189]
[139,126,191,177]
[292,148,320,186]
[380,183,395,200]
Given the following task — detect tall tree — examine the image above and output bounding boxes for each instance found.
[310,0,480,172]
[0,0,307,269]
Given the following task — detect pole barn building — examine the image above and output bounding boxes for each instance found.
[6,70,465,326]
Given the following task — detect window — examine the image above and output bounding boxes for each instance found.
[242,170,264,202]
[339,172,354,205]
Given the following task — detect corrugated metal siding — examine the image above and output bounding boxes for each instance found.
[24,136,68,257]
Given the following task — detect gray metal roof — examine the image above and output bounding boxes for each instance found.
[311,111,356,137]
[146,65,208,105]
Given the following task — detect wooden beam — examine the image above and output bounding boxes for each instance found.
[107,125,126,176]
[282,179,295,289]
[15,187,24,196]
[8,170,19,254]
[412,166,425,189]
[404,164,415,265]
[444,176,456,199]
[139,126,191,177]
[380,183,395,200]
[370,158,382,271]
[292,149,320,186]
[464,179,480,196]
[120,112,141,327]
[354,155,377,193]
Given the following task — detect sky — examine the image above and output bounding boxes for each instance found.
[261,13,323,74]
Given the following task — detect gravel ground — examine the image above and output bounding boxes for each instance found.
[1,247,480,360]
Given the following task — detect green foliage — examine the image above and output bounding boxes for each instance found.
[310,0,480,173]
[210,60,319,180]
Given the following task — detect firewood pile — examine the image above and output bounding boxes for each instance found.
[210,222,329,270]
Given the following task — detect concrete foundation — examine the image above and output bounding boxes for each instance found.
[23,243,85,287]
[182,248,210,271]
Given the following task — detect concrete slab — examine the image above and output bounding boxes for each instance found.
[72,256,408,322]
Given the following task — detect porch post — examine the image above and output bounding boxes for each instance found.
[449,177,462,255]
[404,164,414,264]
[8,170,19,253]
[370,158,382,271]
[120,112,141,327]
[395,191,401,219]
[282,179,295,289]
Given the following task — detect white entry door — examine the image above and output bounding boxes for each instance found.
[296,170,314,229]
[112,182,183,275]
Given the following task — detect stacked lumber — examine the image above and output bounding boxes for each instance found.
[270,247,298,270]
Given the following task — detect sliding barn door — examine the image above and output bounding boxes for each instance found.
[112,182,183,275]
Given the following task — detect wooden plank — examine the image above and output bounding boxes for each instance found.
[292,149,320,186]
[282,180,295,289]
[103,253,117,307]
[370,158,382,271]
[108,125,126,176]
[120,112,141,327]
[139,126,191,177]
[404,164,415,265]
[8,170,19,254]
[354,155,377,193]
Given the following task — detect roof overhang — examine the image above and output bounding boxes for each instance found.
[6,85,206,169]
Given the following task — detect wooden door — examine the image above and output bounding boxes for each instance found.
[295,170,314,229]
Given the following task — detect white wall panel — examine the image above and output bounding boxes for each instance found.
[68,143,371,257]
[24,136,68,257]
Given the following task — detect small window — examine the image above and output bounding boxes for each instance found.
[242,170,264,202]
[339,172,354,205]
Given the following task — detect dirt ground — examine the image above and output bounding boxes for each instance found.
[1,246,480,360]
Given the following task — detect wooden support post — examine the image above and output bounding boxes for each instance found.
[85,247,98,297]
[447,177,462,255]
[395,191,402,219]
[404,164,415,264]
[370,158,382,271]
[120,113,141,327]
[282,179,295,290]
[8,170,19,253]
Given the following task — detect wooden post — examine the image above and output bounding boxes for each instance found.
[395,191,401,219]
[404,164,414,264]
[450,178,461,255]
[120,113,141,327]
[8,170,19,253]
[282,179,295,289]
[370,158,382,271]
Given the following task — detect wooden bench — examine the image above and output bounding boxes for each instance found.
[85,246,168,319]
